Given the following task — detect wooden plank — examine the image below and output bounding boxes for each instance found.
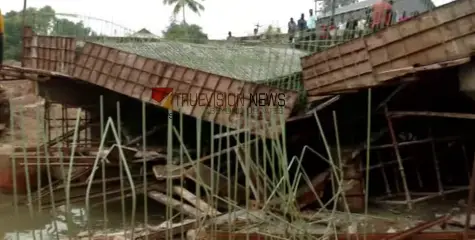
[304,61,373,91]
[302,49,370,81]
[172,185,221,216]
[148,190,204,217]
[21,28,76,74]
[185,162,246,203]
[301,38,366,69]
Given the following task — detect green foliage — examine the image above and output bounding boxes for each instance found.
[162,22,208,43]
[3,6,96,60]
[52,19,95,37]
[162,0,205,23]
[264,25,282,36]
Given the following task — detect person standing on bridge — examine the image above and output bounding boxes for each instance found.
[297,13,307,32]
[307,9,316,30]
[371,0,394,31]
[288,18,297,43]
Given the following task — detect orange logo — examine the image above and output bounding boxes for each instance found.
[151,88,173,109]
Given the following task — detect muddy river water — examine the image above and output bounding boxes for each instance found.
[0,193,163,240]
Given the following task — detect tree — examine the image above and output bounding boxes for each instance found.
[3,6,96,60]
[264,25,282,36]
[322,0,358,15]
[162,0,205,24]
[162,22,208,44]
[52,19,94,37]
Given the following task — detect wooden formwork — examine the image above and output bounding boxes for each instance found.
[22,27,76,74]
[71,42,299,138]
[301,0,475,102]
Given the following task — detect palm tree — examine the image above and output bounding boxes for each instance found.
[163,0,205,23]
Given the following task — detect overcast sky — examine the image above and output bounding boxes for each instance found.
[2,0,456,39]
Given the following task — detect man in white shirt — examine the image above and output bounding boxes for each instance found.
[307,9,316,29]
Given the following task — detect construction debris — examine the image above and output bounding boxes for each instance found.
[4,0,475,239]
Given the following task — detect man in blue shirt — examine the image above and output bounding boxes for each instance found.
[297,13,307,31]
[307,9,316,29]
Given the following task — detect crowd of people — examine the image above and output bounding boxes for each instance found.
[223,0,421,49]
[287,0,421,48]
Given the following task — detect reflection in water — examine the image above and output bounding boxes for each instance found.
[0,193,161,240]
[0,203,83,240]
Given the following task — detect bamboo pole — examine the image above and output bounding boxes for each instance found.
[384,106,412,210]
[377,152,392,197]
[462,145,471,182]
[465,156,475,240]
[429,128,444,196]
[369,136,458,150]
[389,111,475,120]
[394,167,401,193]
